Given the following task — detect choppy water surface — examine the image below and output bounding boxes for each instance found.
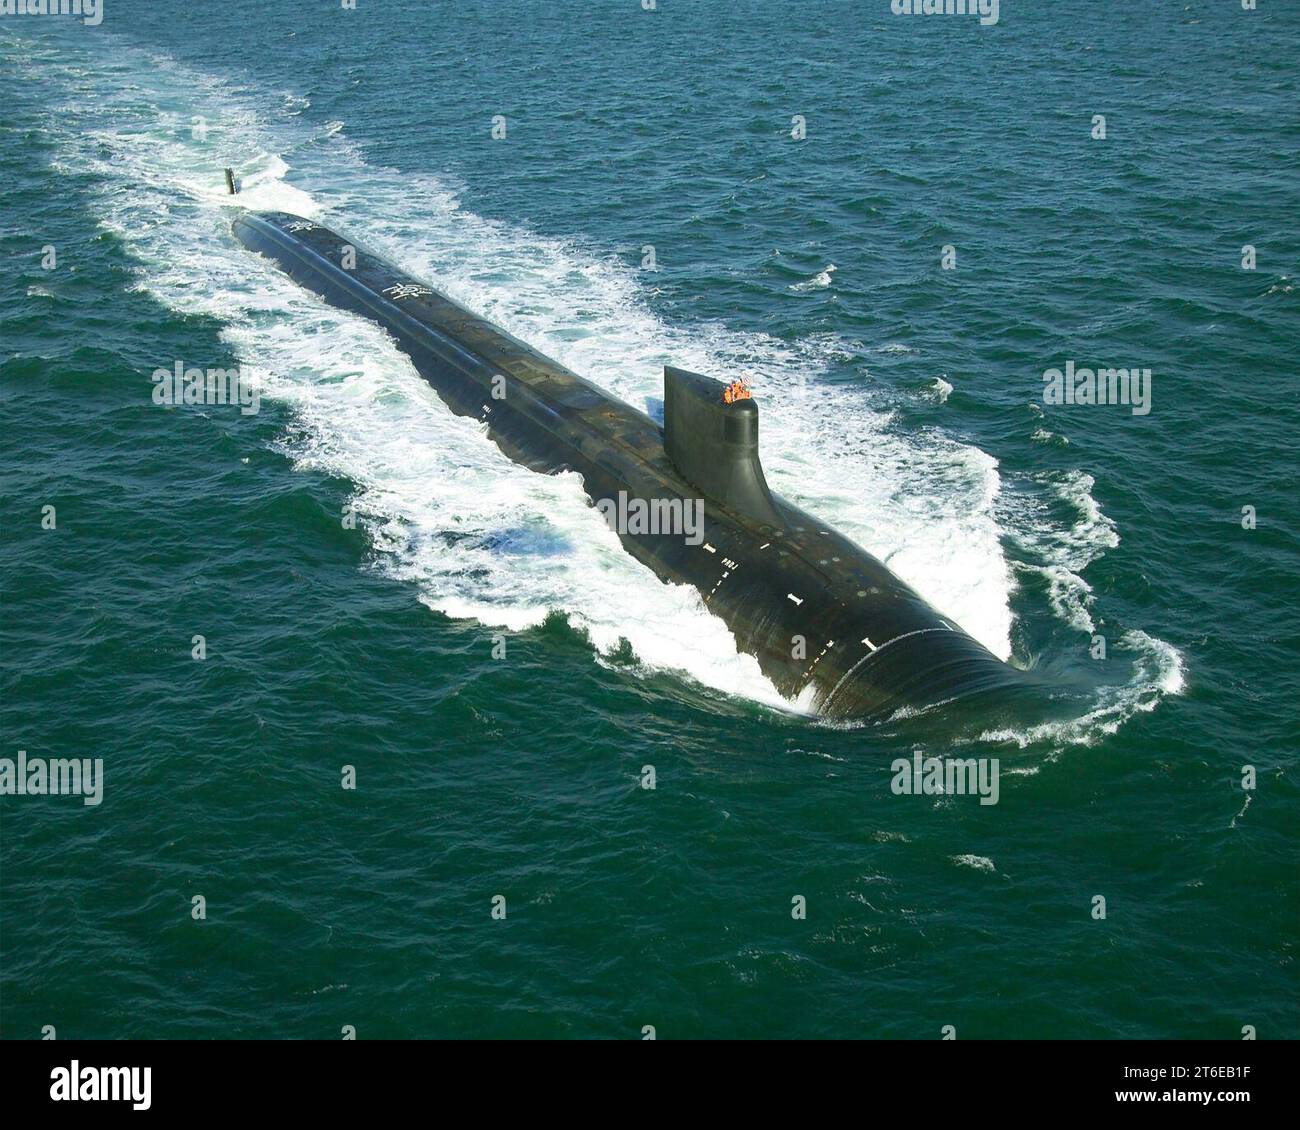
[1,2,1296,1038]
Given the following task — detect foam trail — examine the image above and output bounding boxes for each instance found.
[12,27,1184,734]
[1006,469,1120,634]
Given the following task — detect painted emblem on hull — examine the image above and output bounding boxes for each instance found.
[285,220,316,233]
[382,283,433,300]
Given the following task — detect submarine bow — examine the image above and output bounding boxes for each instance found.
[232,210,1032,720]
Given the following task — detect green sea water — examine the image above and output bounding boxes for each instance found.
[1,1,1297,1039]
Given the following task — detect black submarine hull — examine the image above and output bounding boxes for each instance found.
[232,210,1033,720]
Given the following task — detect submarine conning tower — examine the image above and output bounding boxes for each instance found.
[663,365,785,529]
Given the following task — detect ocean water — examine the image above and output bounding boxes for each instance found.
[1,0,1296,1039]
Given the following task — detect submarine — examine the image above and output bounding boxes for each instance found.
[233,209,1035,721]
